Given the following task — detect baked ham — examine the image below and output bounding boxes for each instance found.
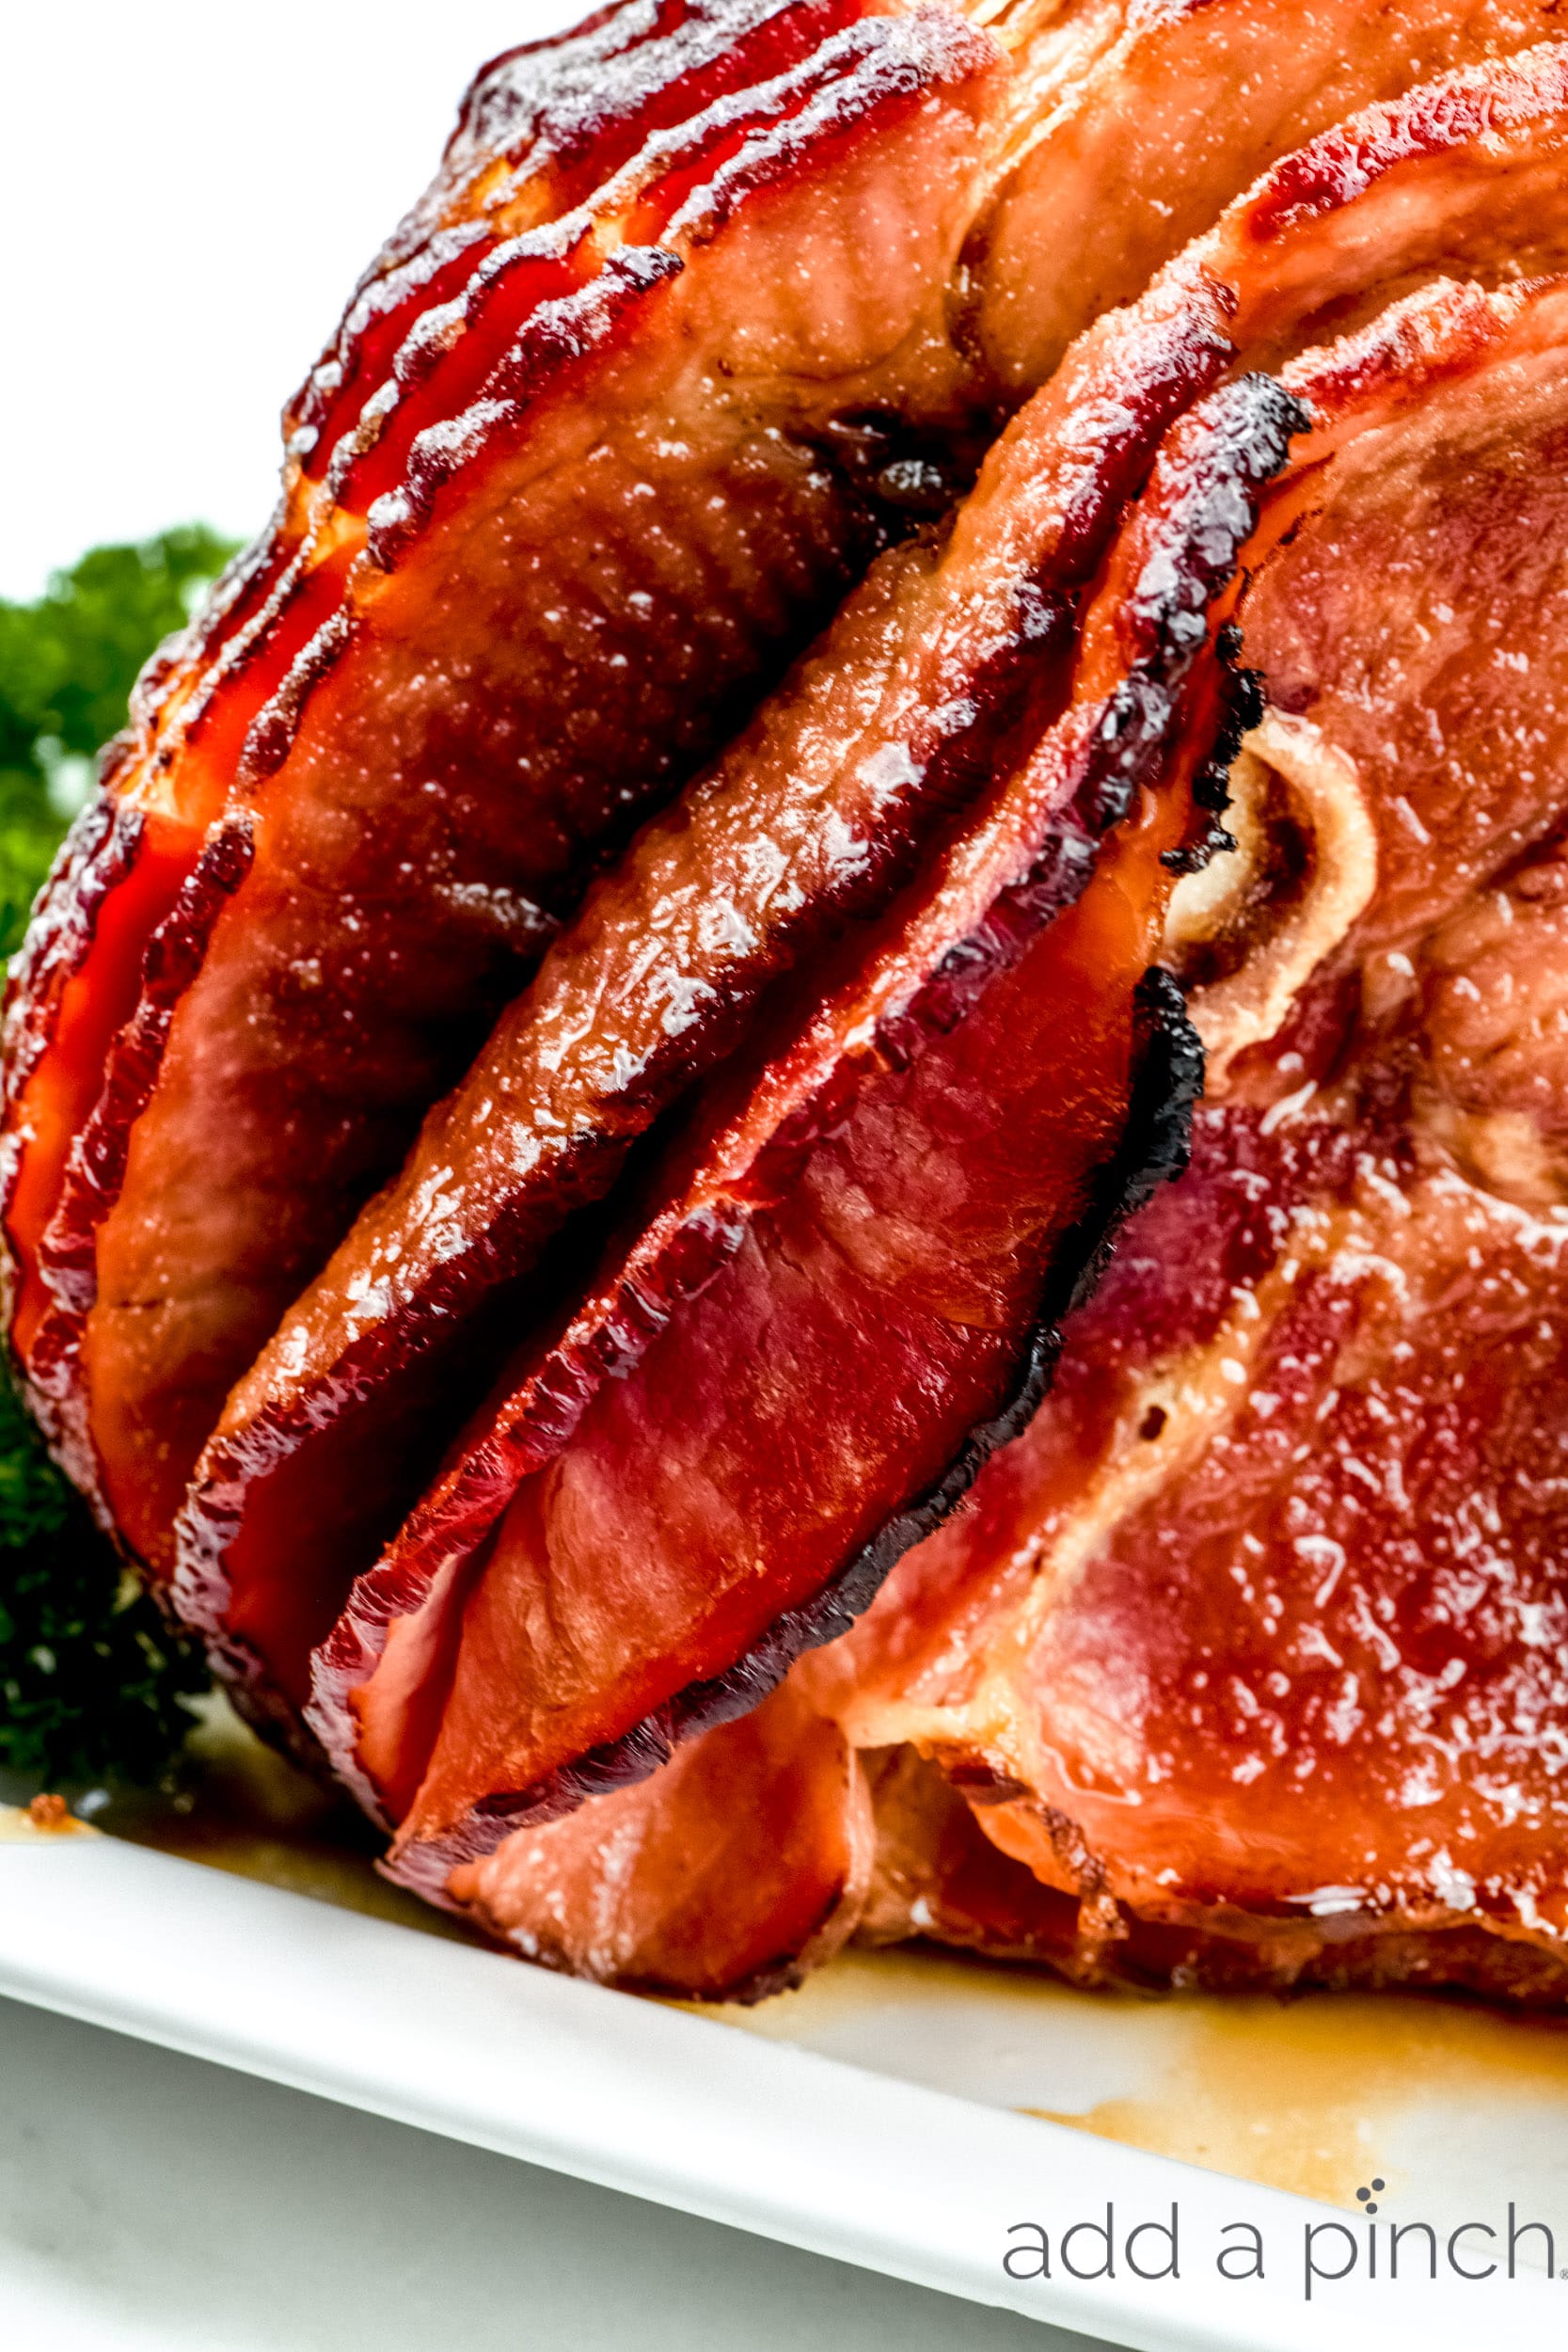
[5,0,1007,1576]
[7,0,1558,1606]
[434,53,1568,1998]
[163,0,1568,1750]
[179,297,1268,1749]
[8,8,1568,1999]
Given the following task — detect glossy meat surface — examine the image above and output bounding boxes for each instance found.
[7,0,1005,1572]
[441,64,1568,1994]
[11,0,1558,1628]
[808,276,1568,1994]
[182,273,1232,1741]
[10,8,1568,1994]
[348,359,1295,1892]
[182,12,1568,1759]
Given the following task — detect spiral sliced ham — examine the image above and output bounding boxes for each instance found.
[433,56,1568,1997]
[340,352,1298,1886]
[177,304,1240,1740]
[3,0,1006,1571]
[9,6,1568,1995]
[8,0,1560,1621]
[175,7,1568,1763]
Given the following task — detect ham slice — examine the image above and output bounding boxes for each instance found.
[450,1679,874,2002]
[177,294,1240,1740]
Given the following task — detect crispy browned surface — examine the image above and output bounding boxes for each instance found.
[178,21,1568,1782]
[318,346,1306,1889]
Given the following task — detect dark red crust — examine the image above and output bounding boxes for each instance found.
[1245,40,1568,246]
[245,7,1004,781]
[2,0,993,1169]
[0,800,144,1158]
[222,3,927,756]
[23,820,256,1492]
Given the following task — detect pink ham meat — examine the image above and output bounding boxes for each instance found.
[840,269,1568,2000]
[451,1679,874,2000]
[10,7,1568,1975]
[177,297,1237,1736]
[432,59,1568,1995]
[178,25,1568,1761]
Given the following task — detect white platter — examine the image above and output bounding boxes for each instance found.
[4,1769,1567,2352]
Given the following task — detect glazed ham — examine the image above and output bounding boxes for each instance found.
[178,296,1261,1747]
[175,0,1568,1759]
[8,0,1560,1606]
[432,56,1568,1998]
[6,0,1007,1574]
[9,6,1568,2003]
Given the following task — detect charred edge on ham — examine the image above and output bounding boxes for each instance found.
[6,0,987,1169]
[1162,622,1256,875]
[24,818,258,1492]
[511,957,1206,1827]
[400,376,1302,1860]
[287,0,859,459]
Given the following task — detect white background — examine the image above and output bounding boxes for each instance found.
[1,1,578,599]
